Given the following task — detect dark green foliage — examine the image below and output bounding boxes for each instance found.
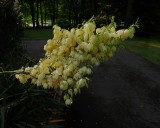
[0,0,23,63]
[0,73,65,128]
[0,44,65,127]
[20,0,160,36]
[56,18,74,29]
[0,61,65,128]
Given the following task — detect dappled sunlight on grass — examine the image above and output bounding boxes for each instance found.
[149,44,160,48]
[123,37,160,65]
[127,41,160,48]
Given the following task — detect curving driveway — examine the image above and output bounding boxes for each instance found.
[24,40,47,60]
[24,40,160,128]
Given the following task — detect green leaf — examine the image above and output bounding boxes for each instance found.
[0,83,14,97]
[15,123,26,128]
[20,122,36,128]
[0,106,5,128]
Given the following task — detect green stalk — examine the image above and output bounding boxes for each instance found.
[0,106,5,128]
[0,71,29,75]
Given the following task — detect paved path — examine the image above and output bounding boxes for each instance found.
[24,40,47,59]
[24,40,160,128]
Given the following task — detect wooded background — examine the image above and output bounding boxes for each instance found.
[18,0,160,34]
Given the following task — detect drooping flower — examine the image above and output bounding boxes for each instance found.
[15,17,137,105]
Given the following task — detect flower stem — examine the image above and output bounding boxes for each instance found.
[0,71,29,75]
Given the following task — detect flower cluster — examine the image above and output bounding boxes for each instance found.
[15,18,137,105]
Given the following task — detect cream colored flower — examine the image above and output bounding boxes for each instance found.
[31,69,37,76]
[116,30,124,38]
[65,98,73,105]
[96,28,101,34]
[73,72,81,80]
[60,81,68,90]
[67,78,74,85]
[15,74,28,84]
[38,73,45,82]
[76,78,87,89]
[15,17,136,105]
[86,68,92,75]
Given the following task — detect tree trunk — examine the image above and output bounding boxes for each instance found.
[44,0,47,27]
[73,1,78,25]
[55,0,58,21]
[29,1,35,28]
[68,0,71,22]
[126,0,134,19]
[36,0,40,28]
[93,0,98,15]
[52,0,56,25]
[40,0,43,27]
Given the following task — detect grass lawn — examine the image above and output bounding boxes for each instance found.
[22,28,53,40]
[123,37,160,65]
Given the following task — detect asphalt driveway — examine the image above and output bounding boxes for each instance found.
[24,40,160,128]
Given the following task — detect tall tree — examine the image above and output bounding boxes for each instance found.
[28,1,36,28]
[36,0,40,28]
[51,0,56,25]
[126,0,134,20]
[43,0,47,26]
[55,0,58,21]
[40,0,43,27]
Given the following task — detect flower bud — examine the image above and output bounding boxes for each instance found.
[74,72,81,80]
[65,98,73,105]
[74,88,78,95]
[64,94,69,100]
[67,78,74,85]
[86,68,92,75]
[38,73,45,82]
[116,30,123,38]
[60,81,68,90]
[31,69,37,76]
[96,28,101,34]
[76,78,87,88]
[89,35,97,44]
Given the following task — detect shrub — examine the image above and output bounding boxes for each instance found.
[0,1,64,128]
[0,0,23,64]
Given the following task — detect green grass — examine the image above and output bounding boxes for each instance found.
[123,37,160,65]
[22,28,53,40]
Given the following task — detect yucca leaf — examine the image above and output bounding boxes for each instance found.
[20,122,36,128]
[0,106,5,128]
